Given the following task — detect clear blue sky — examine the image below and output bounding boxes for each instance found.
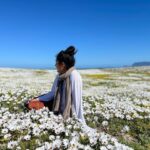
[0,0,150,68]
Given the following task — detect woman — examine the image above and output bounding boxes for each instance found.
[26,46,86,124]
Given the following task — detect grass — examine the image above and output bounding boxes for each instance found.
[88,81,121,88]
[106,118,150,150]
[82,74,110,79]
[1,67,150,150]
[34,70,49,76]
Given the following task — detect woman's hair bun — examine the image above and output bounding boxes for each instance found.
[64,46,77,56]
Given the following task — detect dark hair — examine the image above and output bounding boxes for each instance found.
[56,46,77,69]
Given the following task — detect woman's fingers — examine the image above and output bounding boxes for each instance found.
[26,98,38,104]
[25,98,40,107]
[30,98,39,102]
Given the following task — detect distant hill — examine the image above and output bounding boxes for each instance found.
[132,62,150,67]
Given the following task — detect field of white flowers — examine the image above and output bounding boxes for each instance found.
[0,66,150,150]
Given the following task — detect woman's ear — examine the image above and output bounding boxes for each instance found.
[62,62,67,71]
[61,62,65,67]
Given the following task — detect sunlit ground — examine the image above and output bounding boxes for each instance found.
[0,66,150,150]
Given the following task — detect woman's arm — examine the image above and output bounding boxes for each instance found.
[38,75,58,102]
[70,71,86,124]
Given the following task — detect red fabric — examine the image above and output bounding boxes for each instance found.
[28,100,45,110]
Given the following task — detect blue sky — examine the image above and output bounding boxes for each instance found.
[0,0,150,68]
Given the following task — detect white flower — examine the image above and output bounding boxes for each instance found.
[122,125,130,133]
[102,121,108,126]
[4,133,11,140]
[52,139,62,149]
[70,138,78,147]
[56,135,60,139]
[114,142,133,150]
[2,128,9,134]
[63,139,69,148]
[16,146,21,150]
[35,139,41,146]
[107,144,114,149]
[100,146,108,150]
[84,145,94,150]
[49,135,55,141]
[39,124,46,130]
[110,137,118,143]
[126,115,132,120]
[35,146,45,150]
[14,107,18,110]
[23,135,31,141]
[89,137,97,146]
[94,116,98,121]
[65,129,70,136]
[66,124,72,129]
[101,138,108,145]
[32,127,41,136]
[7,141,18,149]
[44,142,52,150]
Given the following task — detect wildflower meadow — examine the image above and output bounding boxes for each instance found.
[0,67,150,150]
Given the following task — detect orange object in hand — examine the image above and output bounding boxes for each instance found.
[28,100,45,110]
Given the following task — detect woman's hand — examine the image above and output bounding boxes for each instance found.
[30,98,40,102]
[25,98,39,104]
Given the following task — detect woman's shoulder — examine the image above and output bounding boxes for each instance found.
[70,69,82,81]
